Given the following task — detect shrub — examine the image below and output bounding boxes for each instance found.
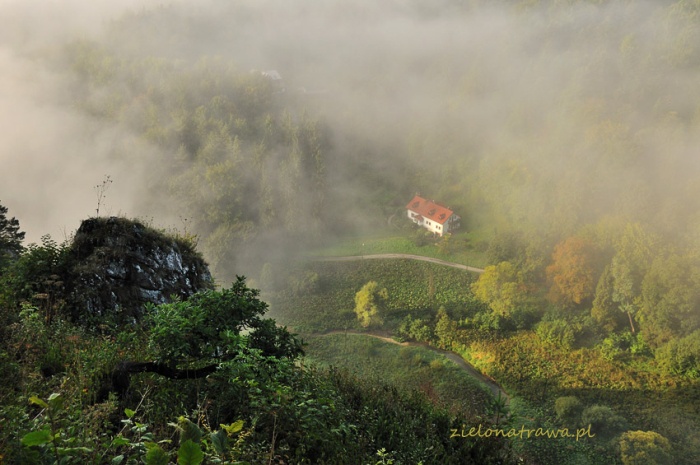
[412,228,433,247]
[429,359,444,371]
[619,430,673,465]
[536,319,575,349]
[599,332,635,361]
[554,396,583,425]
[0,236,69,324]
[655,330,700,379]
[580,405,627,438]
[599,332,652,361]
[396,314,433,343]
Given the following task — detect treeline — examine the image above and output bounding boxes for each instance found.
[382,0,700,378]
[52,0,700,285]
[461,214,700,383]
[59,37,333,277]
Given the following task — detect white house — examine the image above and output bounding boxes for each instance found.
[406,195,460,237]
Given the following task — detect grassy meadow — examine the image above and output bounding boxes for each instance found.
[270,257,700,465]
[303,333,495,418]
[267,258,482,333]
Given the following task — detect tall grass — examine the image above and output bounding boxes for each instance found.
[304,333,494,417]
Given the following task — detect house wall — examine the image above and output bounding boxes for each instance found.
[408,209,447,237]
[424,218,442,236]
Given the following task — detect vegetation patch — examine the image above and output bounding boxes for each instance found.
[268,258,482,333]
[304,333,495,417]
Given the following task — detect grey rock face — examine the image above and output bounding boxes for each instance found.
[67,217,213,327]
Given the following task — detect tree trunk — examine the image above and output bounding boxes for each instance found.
[627,310,636,334]
[98,361,219,402]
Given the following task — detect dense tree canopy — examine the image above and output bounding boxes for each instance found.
[471,261,532,322]
[546,236,600,307]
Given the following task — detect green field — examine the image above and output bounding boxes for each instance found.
[268,258,483,333]
[272,258,700,465]
[303,333,495,418]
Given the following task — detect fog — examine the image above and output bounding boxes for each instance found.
[2,0,698,279]
[0,0,168,242]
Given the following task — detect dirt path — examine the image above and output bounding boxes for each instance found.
[319,330,508,403]
[306,255,503,398]
[313,253,485,274]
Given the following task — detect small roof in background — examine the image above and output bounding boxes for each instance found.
[261,70,282,81]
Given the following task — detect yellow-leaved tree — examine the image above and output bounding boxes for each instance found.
[546,236,600,307]
[354,281,388,328]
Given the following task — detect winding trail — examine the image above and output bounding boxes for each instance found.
[313,253,485,274]
[319,330,508,403]
[306,253,505,400]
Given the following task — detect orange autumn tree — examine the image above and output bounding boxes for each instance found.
[546,236,600,308]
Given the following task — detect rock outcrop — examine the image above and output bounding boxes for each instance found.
[66,217,212,327]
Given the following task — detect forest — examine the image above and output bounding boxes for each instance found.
[2,0,700,463]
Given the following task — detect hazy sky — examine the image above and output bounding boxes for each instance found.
[2,0,697,250]
[0,1,161,242]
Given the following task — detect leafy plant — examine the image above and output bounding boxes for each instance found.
[535,319,575,349]
[21,393,93,464]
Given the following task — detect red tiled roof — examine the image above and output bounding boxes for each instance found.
[405,195,454,225]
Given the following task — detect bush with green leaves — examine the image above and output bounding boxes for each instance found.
[554,396,583,425]
[0,236,68,327]
[535,319,575,349]
[618,430,673,465]
[580,404,627,438]
[395,314,433,343]
[147,276,303,366]
[19,393,249,465]
[655,330,700,379]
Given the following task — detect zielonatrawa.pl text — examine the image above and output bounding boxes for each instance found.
[451,424,595,441]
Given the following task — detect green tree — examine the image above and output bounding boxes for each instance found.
[107,277,303,400]
[554,396,583,425]
[486,230,526,266]
[354,281,388,328]
[619,430,673,465]
[591,264,625,332]
[471,261,532,323]
[610,223,659,333]
[638,254,700,347]
[580,405,627,438]
[437,233,453,255]
[148,276,302,364]
[655,330,700,379]
[434,306,457,350]
[0,202,25,272]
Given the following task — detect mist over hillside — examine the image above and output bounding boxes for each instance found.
[2,0,700,279]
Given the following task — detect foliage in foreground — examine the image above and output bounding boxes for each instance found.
[0,279,513,464]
